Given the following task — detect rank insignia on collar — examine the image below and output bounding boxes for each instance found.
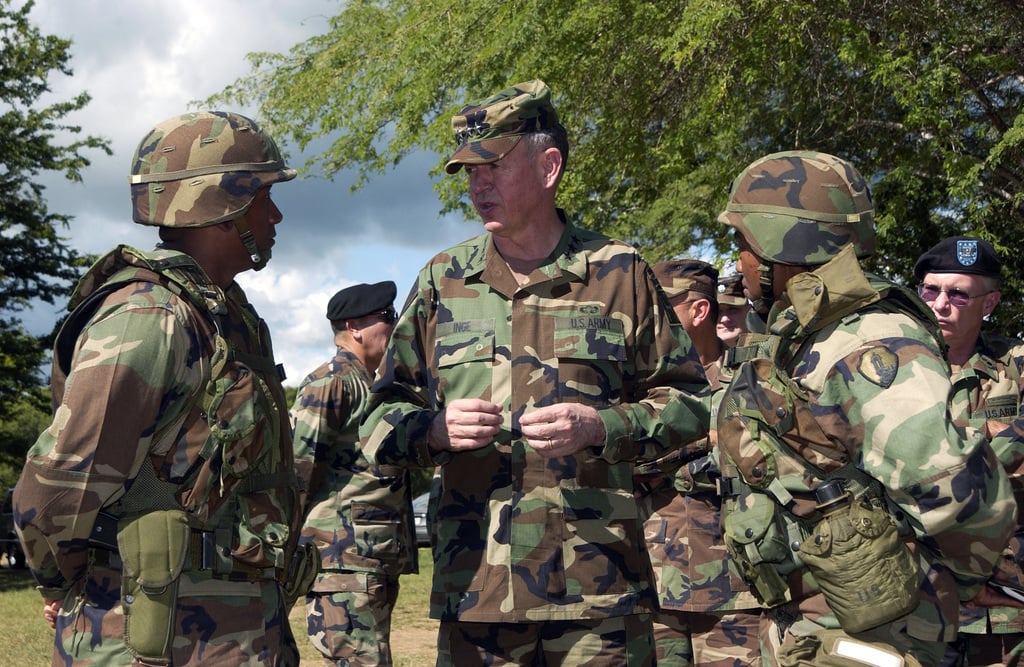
[857,346,898,388]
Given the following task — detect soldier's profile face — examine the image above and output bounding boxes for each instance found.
[734,233,762,304]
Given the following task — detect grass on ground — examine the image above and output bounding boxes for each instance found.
[0,547,437,666]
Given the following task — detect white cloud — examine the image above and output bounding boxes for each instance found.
[25,0,476,384]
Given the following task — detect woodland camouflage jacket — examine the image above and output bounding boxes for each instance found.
[951,332,1024,635]
[718,248,1016,643]
[361,218,711,622]
[291,348,418,577]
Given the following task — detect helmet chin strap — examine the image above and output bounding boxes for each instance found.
[232,216,270,271]
[749,258,775,315]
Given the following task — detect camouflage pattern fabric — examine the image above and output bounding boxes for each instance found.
[947,332,1024,664]
[360,217,711,624]
[291,348,418,664]
[717,151,876,266]
[436,615,655,667]
[305,573,400,666]
[50,561,298,666]
[638,358,761,666]
[129,111,295,228]
[717,251,1015,665]
[651,607,760,667]
[13,245,301,666]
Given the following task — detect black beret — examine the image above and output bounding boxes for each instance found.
[913,236,1002,281]
[326,281,397,321]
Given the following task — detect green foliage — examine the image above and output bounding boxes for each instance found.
[0,389,49,489]
[0,0,111,419]
[211,0,1024,335]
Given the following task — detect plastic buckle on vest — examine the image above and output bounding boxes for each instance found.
[717,476,739,497]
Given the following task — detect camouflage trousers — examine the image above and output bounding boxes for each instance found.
[652,608,761,666]
[305,570,400,666]
[943,631,1024,667]
[436,614,654,667]
[54,562,298,666]
[760,594,945,667]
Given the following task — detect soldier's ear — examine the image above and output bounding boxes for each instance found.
[982,290,1001,317]
[540,146,562,188]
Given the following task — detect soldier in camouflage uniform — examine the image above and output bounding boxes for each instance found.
[913,237,1024,667]
[291,281,419,666]
[716,273,750,348]
[716,151,1016,666]
[12,111,312,666]
[358,79,711,667]
[638,259,761,666]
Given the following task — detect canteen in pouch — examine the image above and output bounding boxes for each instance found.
[798,479,919,633]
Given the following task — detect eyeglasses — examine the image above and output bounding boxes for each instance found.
[917,284,990,308]
[375,308,398,324]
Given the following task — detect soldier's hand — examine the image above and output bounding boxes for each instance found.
[967,582,1024,610]
[43,598,60,629]
[521,404,606,459]
[429,399,503,452]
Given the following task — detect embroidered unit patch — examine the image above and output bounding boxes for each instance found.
[857,346,898,388]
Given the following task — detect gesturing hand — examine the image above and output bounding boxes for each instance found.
[429,398,503,452]
[520,403,605,459]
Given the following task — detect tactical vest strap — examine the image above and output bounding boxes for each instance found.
[726,333,780,368]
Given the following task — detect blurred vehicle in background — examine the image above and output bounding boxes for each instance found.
[412,491,431,548]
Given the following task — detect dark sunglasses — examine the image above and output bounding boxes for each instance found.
[917,284,989,309]
[375,308,398,324]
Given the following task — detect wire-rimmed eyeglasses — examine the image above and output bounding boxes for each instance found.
[917,284,991,308]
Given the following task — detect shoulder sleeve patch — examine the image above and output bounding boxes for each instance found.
[857,346,899,388]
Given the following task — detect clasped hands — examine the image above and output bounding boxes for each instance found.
[428,398,605,458]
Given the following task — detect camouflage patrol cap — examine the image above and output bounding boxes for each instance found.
[717,274,747,307]
[718,151,875,266]
[129,111,296,228]
[653,259,718,300]
[445,79,561,174]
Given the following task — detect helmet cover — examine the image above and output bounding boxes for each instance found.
[129,111,295,228]
[718,151,875,266]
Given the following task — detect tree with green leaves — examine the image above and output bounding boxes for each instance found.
[0,0,109,422]
[212,0,1024,334]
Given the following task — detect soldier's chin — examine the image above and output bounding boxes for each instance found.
[252,248,272,271]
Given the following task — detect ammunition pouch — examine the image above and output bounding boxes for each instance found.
[722,488,803,607]
[798,499,919,633]
[281,541,320,607]
[777,627,924,667]
[117,509,190,664]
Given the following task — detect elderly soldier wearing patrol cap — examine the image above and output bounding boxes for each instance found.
[12,111,313,666]
[359,79,710,667]
[716,151,1016,666]
[638,259,762,666]
[716,273,750,348]
[914,237,1024,667]
[291,280,419,666]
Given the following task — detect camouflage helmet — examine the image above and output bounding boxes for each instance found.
[718,151,875,266]
[129,111,296,228]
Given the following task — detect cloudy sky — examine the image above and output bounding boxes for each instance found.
[26,0,475,385]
